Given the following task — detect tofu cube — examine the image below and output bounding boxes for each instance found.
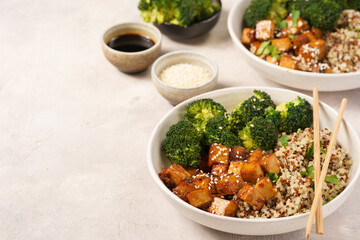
[298,40,326,63]
[271,37,293,52]
[278,28,290,38]
[187,189,213,209]
[255,20,275,41]
[228,161,244,175]
[159,168,176,189]
[311,28,323,39]
[241,28,255,45]
[279,55,298,70]
[173,179,196,201]
[229,145,247,161]
[166,164,191,185]
[241,162,264,184]
[198,155,212,173]
[211,163,228,175]
[254,177,277,201]
[208,197,239,217]
[185,167,197,176]
[209,143,231,167]
[237,184,266,210]
[250,41,261,54]
[293,35,309,55]
[247,149,263,163]
[193,176,217,194]
[286,16,310,35]
[215,173,244,195]
[266,55,279,65]
[259,153,280,174]
[301,31,317,42]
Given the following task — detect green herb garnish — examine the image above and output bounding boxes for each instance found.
[267,172,279,182]
[275,16,287,29]
[256,40,271,55]
[305,142,314,160]
[279,134,288,148]
[289,34,295,42]
[325,175,341,185]
[300,165,341,185]
[291,10,300,28]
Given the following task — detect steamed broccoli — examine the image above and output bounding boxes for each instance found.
[138,0,221,27]
[229,90,276,133]
[238,117,278,151]
[205,116,242,147]
[184,98,227,132]
[244,0,288,28]
[162,120,202,168]
[346,0,360,10]
[288,0,344,31]
[264,106,281,129]
[276,97,313,134]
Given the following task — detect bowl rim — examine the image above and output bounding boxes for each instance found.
[227,0,360,78]
[157,0,222,28]
[147,86,360,223]
[151,50,219,90]
[101,21,162,56]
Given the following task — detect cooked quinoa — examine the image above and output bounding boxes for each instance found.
[235,127,352,219]
[325,10,360,73]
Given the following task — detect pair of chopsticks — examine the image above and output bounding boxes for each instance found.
[305,88,347,239]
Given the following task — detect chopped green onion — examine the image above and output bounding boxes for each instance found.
[275,16,287,29]
[279,134,288,148]
[256,40,271,55]
[296,128,301,134]
[289,34,295,42]
[354,28,360,31]
[266,172,279,182]
[305,142,314,160]
[276,177,281,185]
[291,10,300,28]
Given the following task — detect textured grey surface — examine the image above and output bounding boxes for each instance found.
[0,0,359,239]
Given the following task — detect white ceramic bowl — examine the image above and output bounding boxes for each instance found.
[147,87,360,235]
[151,50,218,105]
[227,0,360,92]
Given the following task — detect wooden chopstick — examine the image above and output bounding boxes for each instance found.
[312,88,324,234]
[306,98,347,239]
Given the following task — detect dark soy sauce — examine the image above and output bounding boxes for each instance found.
[107,34,155,52]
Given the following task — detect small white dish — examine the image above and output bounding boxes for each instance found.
[147,86,360,235]
[227,0,360,92]
[151,50,218,105]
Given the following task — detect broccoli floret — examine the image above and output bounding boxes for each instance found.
[229,90,276,133]
[138,0,221,27]
[244,0,288,28]
[306,0,344,31]
[162,120,202,168]
[184,98,227,132]
[238,117,278,151]
[205,116,242,147]
[276,97,313,134]
[264,106,281,129]
[347,0,360,10]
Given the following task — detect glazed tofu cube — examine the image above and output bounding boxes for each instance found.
[228,161,244,175]
[185,167,197,176]
[208,197,239,217]
[173,179,196,201]
[229,145,247,161]
[241,28,255,45]
[237,184,266,210]
[250,41,261,54]
[301,31,317,42]
[241,162,264,184]
[259,153,280,174]
[279,55,298,70]
[311,28,323,39]
[198,155,212,173]
[209,143,231,167]
[293,35,309,55]
[215,173,244,195]
[271,37,293,52]
[159,168,176,190]
[247,149,263,163]
[255,20,276,41]
[286,16,310,35]
[193,176,217,194]
[187,189,213,209]
[299,40,326,63]
[278,28,290,38]
[266,55,279,65]
[254,177,277,201]
[166,164,191,185]
[211,163,228,175]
